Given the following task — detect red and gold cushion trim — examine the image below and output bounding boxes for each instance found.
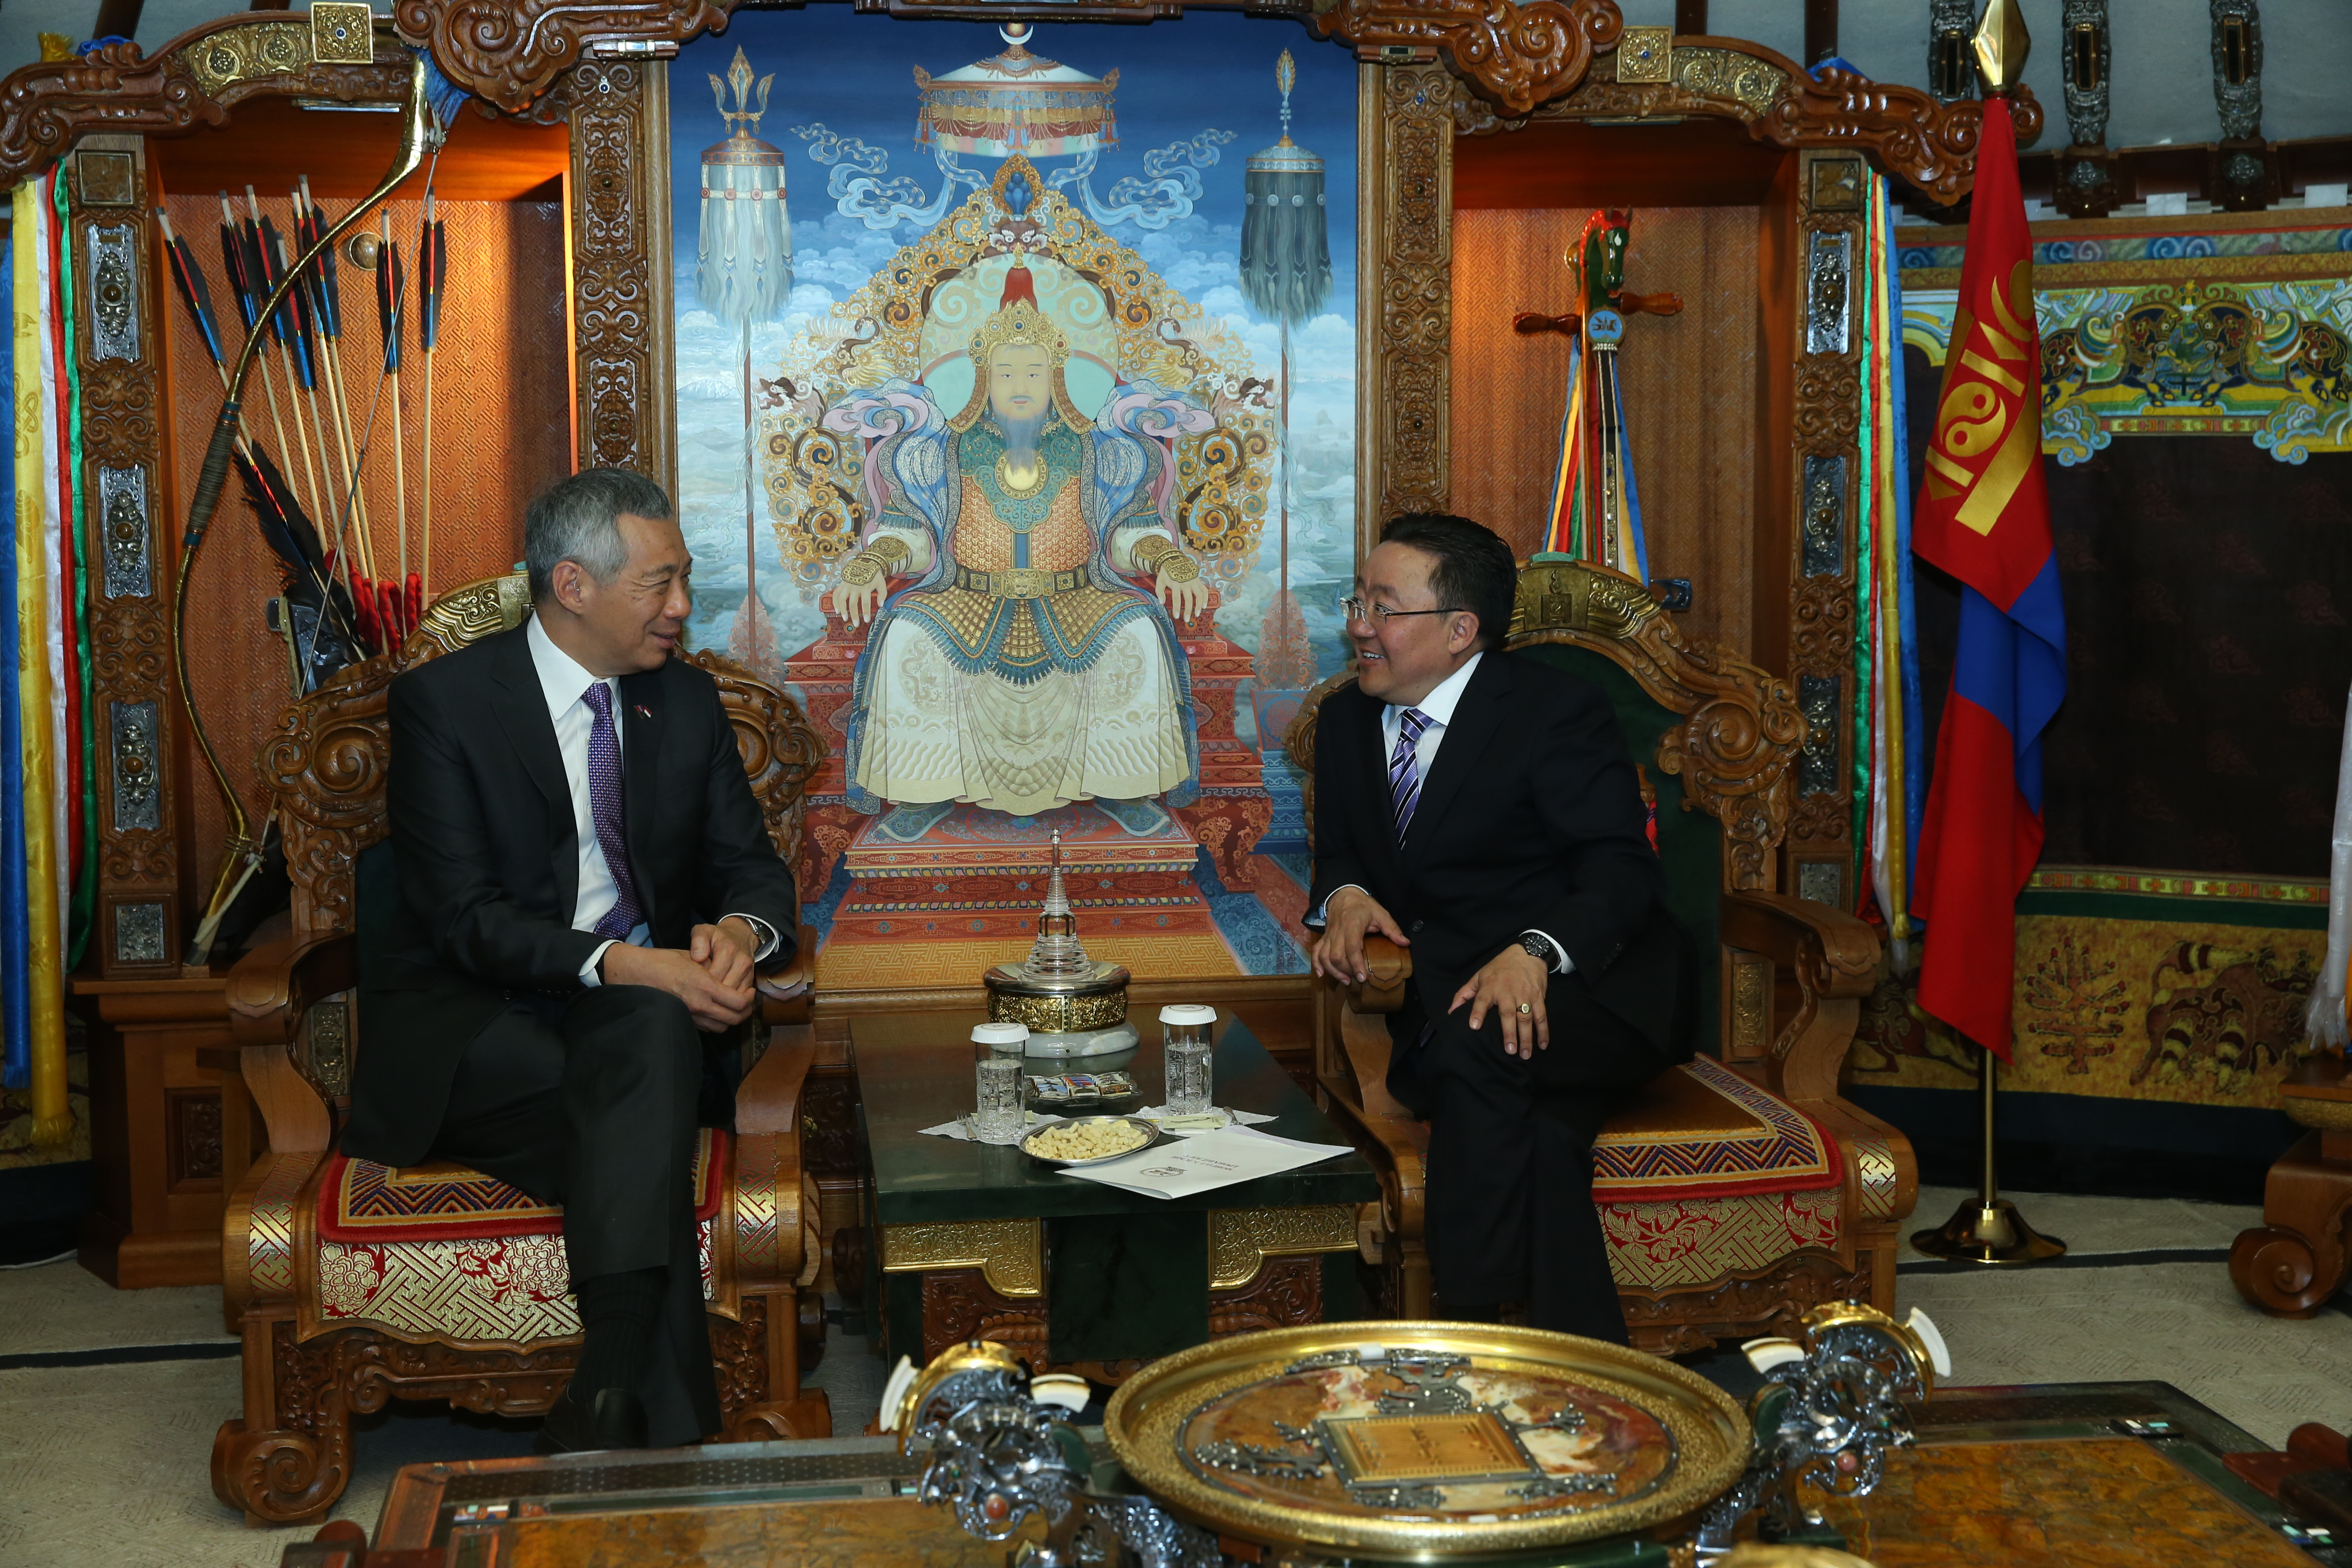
[316,1129,726,1244]
[1591,1055,1842,1201]
[1601,1186,1842,1291]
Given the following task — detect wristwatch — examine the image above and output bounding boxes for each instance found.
[1519,932,1562,972]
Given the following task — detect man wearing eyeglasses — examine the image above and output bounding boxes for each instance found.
[1304,513,1692,1342]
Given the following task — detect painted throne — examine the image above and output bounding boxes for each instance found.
[213,573,832,1525]
[1290,558,1917,1353]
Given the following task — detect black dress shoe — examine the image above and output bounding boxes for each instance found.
[534,1384,651,1455]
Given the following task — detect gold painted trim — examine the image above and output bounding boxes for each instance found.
[1727,950,1771,1060]
[1614,27,1671,83]
[1902,251,2352,290]
[180,20,315,97]
[881,1217,1044,1298]
[1208,1204,1359,1290]
[1852,1132,1900,1220]
[308,2,374,65]
[2026,865,2328,904]
[2283,1093,2352,1133]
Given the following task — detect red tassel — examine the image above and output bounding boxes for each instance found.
[350,567,379,654]
[377,579,404,652]
[406,572,423,640]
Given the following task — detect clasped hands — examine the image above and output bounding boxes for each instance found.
[598,916,761,1033]
[1309,887,1553,1060]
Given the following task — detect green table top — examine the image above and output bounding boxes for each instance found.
[853,1009,1380,1225]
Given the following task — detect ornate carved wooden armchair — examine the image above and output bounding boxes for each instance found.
[213,573,832,1525]
[1290,559,1916,1355]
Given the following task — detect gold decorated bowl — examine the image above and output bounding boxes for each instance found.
[1102,1321,1748,1561]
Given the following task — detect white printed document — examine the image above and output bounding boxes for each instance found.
[1057,1124,1351,1200]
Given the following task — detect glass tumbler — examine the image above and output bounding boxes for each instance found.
[972,1022,1030,1144]
[1160,1004,1217,1116]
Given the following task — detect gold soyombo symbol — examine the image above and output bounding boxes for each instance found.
[1924,258,2039,537]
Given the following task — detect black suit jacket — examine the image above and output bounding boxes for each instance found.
[1305,650,1687,1058]
[344,623,800,1167]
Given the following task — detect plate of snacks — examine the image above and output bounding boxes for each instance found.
[1019,1114,1166,1168]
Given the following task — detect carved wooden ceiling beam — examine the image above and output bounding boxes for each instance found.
[389,0,725,118]
[0,0,720,187]
[0,20,411,188]
[1455,31,2043,205]
[1317,0,1623,120]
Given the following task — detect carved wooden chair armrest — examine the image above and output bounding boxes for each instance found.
[1313,935,1426,1290]
[736,1020,817,1140]
[734,1019,819,1289]
[225,932,355,1156]
[1720,890,1882,1102]
[758,951,815,1028]
[1346,934,1413,1014]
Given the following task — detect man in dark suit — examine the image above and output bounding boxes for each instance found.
[344,467,798,1451]
[1306,513,1690,1343]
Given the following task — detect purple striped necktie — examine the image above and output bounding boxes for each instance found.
[581,681,645,940]
[1388,706,1433,843]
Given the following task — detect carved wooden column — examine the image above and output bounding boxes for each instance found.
[69,134,182,978]
[568,58,675,498]
[1781,151,1867,906]
[1359,59,1453,552]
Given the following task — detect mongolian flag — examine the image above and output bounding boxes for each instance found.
[1908,93,2068,1060]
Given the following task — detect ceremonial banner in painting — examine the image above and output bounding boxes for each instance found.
[669,14,1358,987]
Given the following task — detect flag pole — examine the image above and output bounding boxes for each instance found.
[1904,0,2067,1268]
[1911,1042,2065,1263]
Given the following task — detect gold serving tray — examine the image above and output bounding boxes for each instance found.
[1101,1322,1747,1560]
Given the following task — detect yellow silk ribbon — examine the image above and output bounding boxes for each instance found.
[14,177,70,1147]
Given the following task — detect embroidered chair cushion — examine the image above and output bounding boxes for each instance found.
[318,1129,725,1243]
[294,1131,728,1346]
[1592,1055,1842,1201]
[1338,1023,1839,1198]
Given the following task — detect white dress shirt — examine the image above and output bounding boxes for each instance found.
[525,614,778,985]
[1310,651,1573,975]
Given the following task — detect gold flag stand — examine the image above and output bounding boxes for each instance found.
[1911,1044,2066,1264]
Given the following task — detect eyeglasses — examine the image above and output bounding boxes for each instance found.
[1337,594,1464,627]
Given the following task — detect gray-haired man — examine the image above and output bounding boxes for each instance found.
[343,468,799,1453]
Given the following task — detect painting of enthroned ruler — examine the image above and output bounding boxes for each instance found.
[670,10,1358,987]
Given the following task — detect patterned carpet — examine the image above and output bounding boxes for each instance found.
[1,1188,2346,1568]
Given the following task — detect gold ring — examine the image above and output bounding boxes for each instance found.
[1517,1003,1533,1014]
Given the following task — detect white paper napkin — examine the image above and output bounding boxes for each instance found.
[918,1109,1064,1142]
[1057,1124,1352,1200]
[1135,1105,1279,1136]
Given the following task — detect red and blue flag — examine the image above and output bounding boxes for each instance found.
[1909,95,2068,1061]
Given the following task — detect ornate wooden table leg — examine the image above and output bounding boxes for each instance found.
[2231,1129,2352,1318]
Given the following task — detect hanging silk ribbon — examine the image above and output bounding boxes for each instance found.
[54,169,96,971]
[1544,334,1588,559]
[14,174,72,1144]
[1856,174,1925,967]
[0,233,24,1093]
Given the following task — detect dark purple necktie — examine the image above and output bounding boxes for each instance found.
[1388,707,1432,843]
[581,681,645,940]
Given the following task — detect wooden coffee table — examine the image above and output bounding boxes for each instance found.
[333,1381,2342,1568]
